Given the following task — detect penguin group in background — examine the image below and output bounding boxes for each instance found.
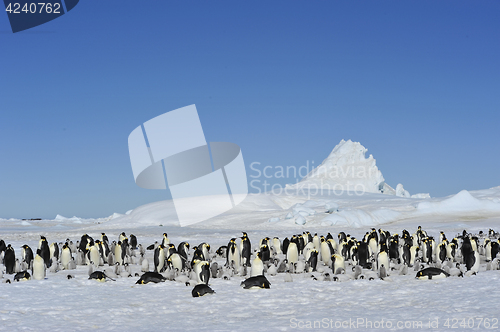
[1,226,498,292]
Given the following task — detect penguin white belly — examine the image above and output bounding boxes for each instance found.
[33,255,46,280]
[287,243,298,264]
[273,238,282,255]
[89,247,100,266]
[228,247,241,270]
[61,249,71,269]
[471,251,480,273]
[320,242,330,266]
[251,258,264,277]
[170,254,183,271]
[377,251,389,270]
[332,254,345,273]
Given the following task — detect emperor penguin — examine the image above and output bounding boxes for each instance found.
[177,242,189,262]
[409,246,419,267]
[199,243,211,262]
[416,267,450,280]
[303,242,315,261]
[312,233,320,251]
[39,236,51,268]
[21,245,34,270]
[161,233,170,246]
[438,242,447,263]
[168,252,184,271]
[356,241,370,268]
[377,249,389,274]
[61,244,72,270]
[154,244,166,273]
[259,244,271,262]
[226,238,241,270]
[49,242,59,262]
[119,232,127,242]
[193,260,210,284]
[465,250,480,273]
[101,232,109,244]
[272,237,282,255]
[307,250,318,272]
[4,244,16,274]
[446,241,457,261]
[88,244,101,267]
[320,237,332,266]
[331,254,345,274]
[115,241,125,265]
[251,252,264,277]
[32,250,46,280]
[368,237,379,259]
[485,239,492,262]
[129,234,138,250]
[286,241,299,265]
[240,232,252,267]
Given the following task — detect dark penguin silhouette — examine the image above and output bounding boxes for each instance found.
[89,271,115,282]
[39,236,51,268]
[241,232,251,266]
[416,267,450,280]
[14,271,31,281]
[192,284,215,297]
[135,272,166,284]
[4,244,16,274]
[241,275,271,289]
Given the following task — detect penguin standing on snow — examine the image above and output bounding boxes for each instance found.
[177,242,189,262]
[49,242,59,262]
[161,233,170,246]
[32,250,46,280]
[331,254,345,274]
[21,245,34,270]
[226,238,240,270]
[61,244,72,270]
[240,232,251,267]
[153,244,166,273]
[287,241,299,265]
[39,236,51,268]
[4,244,16,274]
[307,250,318,272]
[193,260,210,284]
[251,252,264,277]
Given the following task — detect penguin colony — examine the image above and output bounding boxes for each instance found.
[1,227,499,296]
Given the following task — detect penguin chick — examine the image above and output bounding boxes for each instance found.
[284,272,293,282]
[378,265,388,279]
[267,263,277,276]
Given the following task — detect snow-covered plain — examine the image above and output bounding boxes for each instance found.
[1,141,500,331]
[2,188,500,331]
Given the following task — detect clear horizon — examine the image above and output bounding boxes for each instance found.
[1,1,499,219]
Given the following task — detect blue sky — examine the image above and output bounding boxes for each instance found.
[0,1,499,219]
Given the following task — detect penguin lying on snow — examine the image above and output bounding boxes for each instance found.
[192,284,215,297]
[416,267,450,280]
[136,272,166,284]
[89,271,115,282]
[14,271,31,282]
[240,275,271,289]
